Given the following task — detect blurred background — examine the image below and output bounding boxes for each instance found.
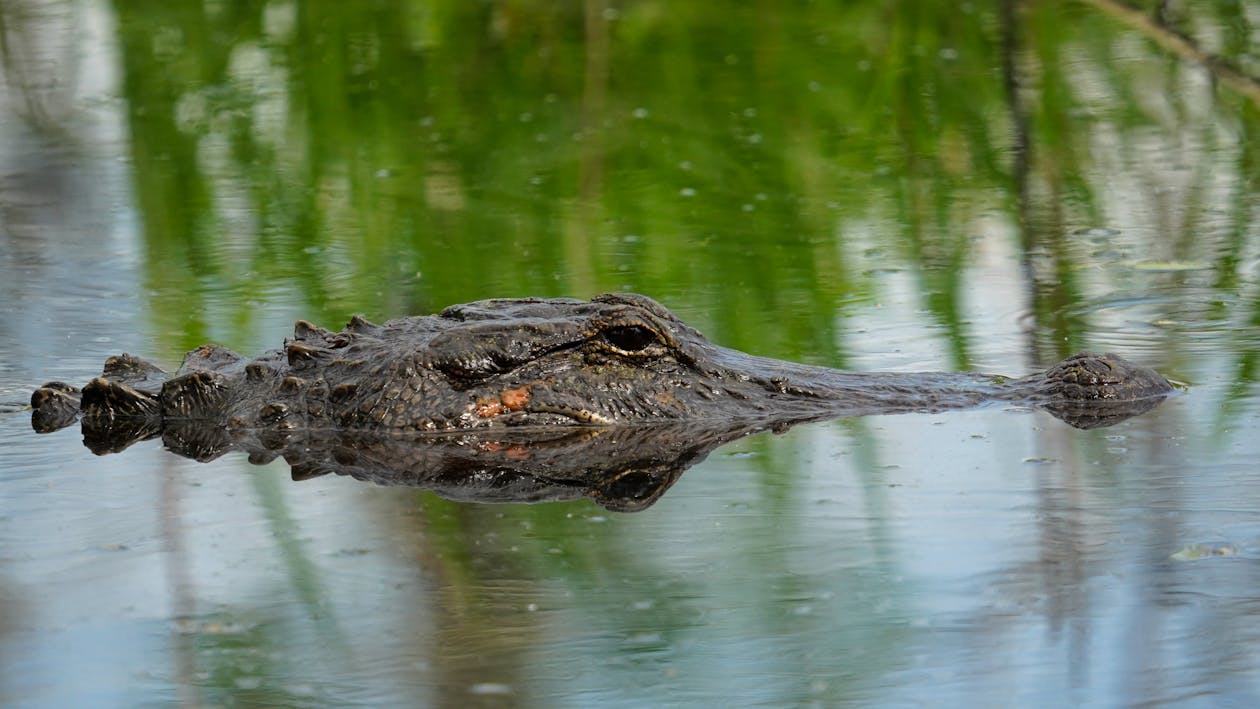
[2,0,1259,706]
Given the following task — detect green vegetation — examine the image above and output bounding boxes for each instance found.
[5,0,1249,703]
[102,1,1255,366]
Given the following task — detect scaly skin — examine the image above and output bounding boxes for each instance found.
[31,293,1174,439]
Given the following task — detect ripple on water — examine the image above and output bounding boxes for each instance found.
[1024,286,1255,361]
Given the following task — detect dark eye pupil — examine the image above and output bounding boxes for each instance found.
[603,325,657,352]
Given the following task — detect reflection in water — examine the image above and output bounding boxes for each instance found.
[2,0,1260,706]
[33,384,1171,513]
[84,422,753,512]
[28,292,1171,511]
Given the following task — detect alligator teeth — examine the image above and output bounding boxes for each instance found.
[526,404,612,425]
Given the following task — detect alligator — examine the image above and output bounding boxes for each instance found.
[32,292,1173,437]
[29,293,1174,507]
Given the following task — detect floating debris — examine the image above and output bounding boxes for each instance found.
[1124,260,1214,272]
[1071,227,1121,237]
[1170,542,1239,561]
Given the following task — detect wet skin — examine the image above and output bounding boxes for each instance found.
[28,293,1175,509]
[32,292,1173,437]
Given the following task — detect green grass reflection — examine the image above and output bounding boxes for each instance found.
[87,0,1260,702]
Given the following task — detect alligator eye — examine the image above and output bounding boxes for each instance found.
[601,325,659,353]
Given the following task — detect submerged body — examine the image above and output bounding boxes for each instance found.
[31,293,1174,440]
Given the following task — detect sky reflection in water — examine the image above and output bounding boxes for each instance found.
[1,0,1260,706]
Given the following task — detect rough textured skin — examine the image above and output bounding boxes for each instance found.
[29,293,1175,509]
[31,292,1174,437]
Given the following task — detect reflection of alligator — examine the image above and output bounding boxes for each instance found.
[155,422,756,512]
[31,293,1173,507]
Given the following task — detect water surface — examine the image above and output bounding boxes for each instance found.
[2,1,1260,706]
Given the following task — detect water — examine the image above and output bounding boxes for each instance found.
[3,0,1260,706]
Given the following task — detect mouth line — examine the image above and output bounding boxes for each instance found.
[521,404,613,425]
